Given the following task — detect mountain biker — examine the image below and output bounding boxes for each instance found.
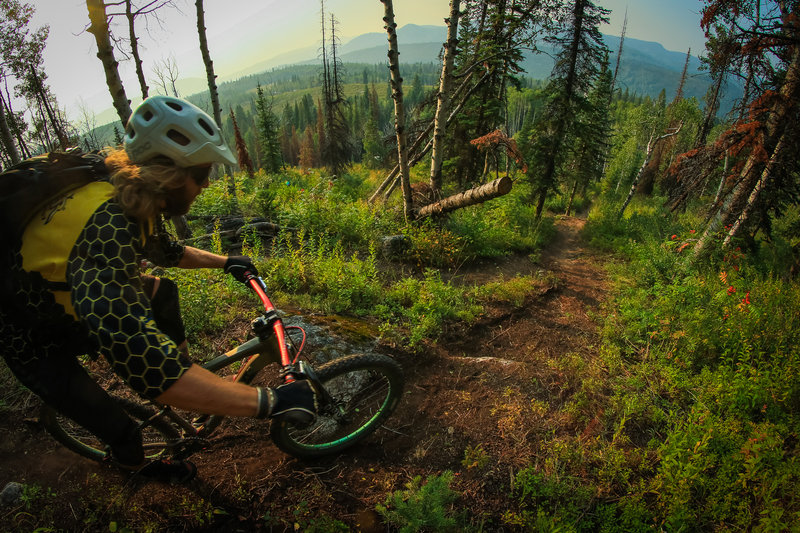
[0,95,318,483]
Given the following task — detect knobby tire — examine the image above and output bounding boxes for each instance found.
[270,353,404,459]
[40,397,180,462]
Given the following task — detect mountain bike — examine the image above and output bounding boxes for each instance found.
[39,274,404,461]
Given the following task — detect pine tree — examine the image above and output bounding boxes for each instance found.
[229,106,253,179]
[525,0,610,219]
[447,0,555,188]
[566,54,614,214]
[319,9,351,174]
[113,125,124,146]
[362,114,386,168]
[694,23,736,148]
[255,83,282,173]
[298,125,315,172]
[1,0,70,157]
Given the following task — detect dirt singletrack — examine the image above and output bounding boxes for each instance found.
[0,216,610,532]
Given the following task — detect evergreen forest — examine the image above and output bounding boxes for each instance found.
[1,0,799,531]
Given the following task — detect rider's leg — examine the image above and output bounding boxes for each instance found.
[144,275,189,358]
[3,346,145,466]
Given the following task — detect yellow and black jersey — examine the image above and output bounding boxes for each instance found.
[0,180,191,399]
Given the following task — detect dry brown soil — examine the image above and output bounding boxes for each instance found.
[0,216,609,532]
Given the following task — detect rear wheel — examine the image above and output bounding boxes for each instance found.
[270,353,404,459]
[40,397,180,462]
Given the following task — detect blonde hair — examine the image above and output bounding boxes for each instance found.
[103,148,189,222]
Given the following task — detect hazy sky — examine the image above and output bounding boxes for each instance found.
[28,0,707,119]
[600,0,707,54]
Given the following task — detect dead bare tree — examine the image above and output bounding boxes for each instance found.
[86,0,132,126]
[0,95,20,165]
[125,0,148,98]
[151,55,180,96]
[101,0,177,100]
[76,99,106,150]
[610,7,626,94]
[429,0,461,197]
[194,0,231,181]
[619,122,683,218]
[381,0,413,221]
[195,0,222,130]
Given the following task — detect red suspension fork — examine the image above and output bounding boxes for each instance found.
[247,277,295,381]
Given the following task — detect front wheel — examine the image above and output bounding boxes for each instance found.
[40,397,180,462]
[270,353,404,459]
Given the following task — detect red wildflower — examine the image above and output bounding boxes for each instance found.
[742,292,750,305]
[727,286,736,295]
[689,229,696,234]
[671,234,678,240]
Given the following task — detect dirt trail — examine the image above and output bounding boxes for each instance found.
[0,216,609,532]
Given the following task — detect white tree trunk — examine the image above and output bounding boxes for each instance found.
[86,0,132,127]
[382,0,413,220]
[618,123,682,218]
[723,132,786,248]
[429,0,460,196]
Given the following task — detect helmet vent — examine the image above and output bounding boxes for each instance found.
[142,110,154,121]
[166,101,184,112]
[197,118,215,136]
[166,129,191,146]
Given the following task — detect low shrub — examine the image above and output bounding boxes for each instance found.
[376,472,462,533]
[577,201,800,530]
[377,270,482,348]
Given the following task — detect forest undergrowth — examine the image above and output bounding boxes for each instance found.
[567,199,800,531]
[1,166,799,531]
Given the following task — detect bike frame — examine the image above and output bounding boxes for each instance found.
[142,274,306,446]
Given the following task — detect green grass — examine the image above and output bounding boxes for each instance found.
[521,194,800,531]
[179,166,551,350]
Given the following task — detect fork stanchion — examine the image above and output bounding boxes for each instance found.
[246,274,295,380]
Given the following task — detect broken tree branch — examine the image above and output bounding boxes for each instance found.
[618,122,683,219]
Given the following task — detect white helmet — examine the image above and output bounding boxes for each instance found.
[124,95,236,167]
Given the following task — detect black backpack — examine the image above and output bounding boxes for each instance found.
[0,149,108,246]
[0,150,108,310]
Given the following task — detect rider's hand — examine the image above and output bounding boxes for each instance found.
[256,381,320,426]
[224,255,258,284]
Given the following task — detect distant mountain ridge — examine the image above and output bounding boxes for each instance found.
[224,23,739,115]
[94,24,733,125]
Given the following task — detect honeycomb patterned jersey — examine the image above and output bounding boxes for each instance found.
[1,182,190,399]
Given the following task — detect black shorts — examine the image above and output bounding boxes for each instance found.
[142,275,187,346]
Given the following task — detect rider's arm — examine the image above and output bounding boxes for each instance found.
[154,364,259,416]
[69,205,264,415]
[69,203,193,399]
[177,246,227,269]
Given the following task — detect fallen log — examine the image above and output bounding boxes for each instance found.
[416,175,512,218]
[181,222,295,245]
[235,222,295,238]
